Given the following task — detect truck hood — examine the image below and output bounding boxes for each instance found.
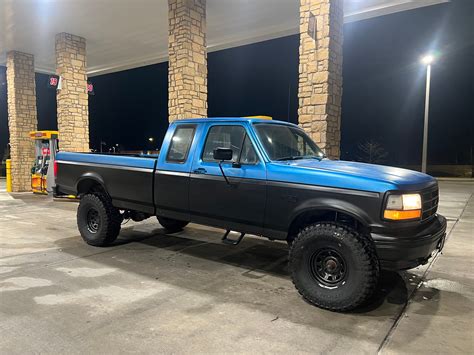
[276,159,435,190]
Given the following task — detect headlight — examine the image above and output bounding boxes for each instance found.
[384,193,422,220]
[401,194,422,210]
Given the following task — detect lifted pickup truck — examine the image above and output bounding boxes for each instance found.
[55,118,446,311]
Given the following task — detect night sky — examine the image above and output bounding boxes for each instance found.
[1,0,472,168]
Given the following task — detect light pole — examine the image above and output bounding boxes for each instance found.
[100,140,106,153]
[420,54,434,173]
[147,137,154,153]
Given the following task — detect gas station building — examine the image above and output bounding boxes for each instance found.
[1,2,473,354]
[2,0,447,191]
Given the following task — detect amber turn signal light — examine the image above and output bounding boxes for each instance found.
[384,209,421,220]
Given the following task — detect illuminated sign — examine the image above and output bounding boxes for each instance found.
[48,75,60,89]
[87,81,95,95]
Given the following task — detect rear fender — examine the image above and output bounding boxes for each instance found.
[76,172,108,196]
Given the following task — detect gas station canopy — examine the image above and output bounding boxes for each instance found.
[0,0,447,76]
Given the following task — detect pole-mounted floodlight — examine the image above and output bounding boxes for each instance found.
[421,54,434,65]
[420,53,435,173]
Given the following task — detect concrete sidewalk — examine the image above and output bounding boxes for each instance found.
[0,179,472,354]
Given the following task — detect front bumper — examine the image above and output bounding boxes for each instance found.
[372,214,447,270]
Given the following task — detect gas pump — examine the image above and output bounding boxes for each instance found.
[30,131,59,194]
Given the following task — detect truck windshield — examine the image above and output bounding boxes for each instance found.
[254,124,325,161]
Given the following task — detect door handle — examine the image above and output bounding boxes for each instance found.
[193,168,207,174]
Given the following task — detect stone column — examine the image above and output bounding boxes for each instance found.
[298,0,343,159]
[55,33,89,152]
[168,0,207,122]
[6,51,38,192]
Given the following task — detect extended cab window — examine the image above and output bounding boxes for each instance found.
[202,125,258,164]
[166,125,196,163]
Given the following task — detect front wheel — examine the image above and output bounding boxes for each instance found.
[77,193,122,246]
[157,216,189,233]
[289,222,379,312]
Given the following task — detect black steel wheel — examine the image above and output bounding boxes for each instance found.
[310,248,347,287]
[77,193,122,247]
[289,222,379,312]
[86,208,100,233]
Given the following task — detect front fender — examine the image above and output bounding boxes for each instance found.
[289,196,376,228]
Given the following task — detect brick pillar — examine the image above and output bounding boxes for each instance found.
[298,0,343,159]
[168,0,207,122]
[55,33,89,152]
[6,51,38,192]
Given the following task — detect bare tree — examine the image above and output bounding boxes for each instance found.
[357,139,388,164]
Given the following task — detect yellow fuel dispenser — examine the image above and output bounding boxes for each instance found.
[30,131,59,194]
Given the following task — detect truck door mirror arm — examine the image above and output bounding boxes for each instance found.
[218,161,230,185]
[213,148,233,185]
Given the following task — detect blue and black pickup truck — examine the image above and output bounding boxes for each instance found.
[55,117,446,311]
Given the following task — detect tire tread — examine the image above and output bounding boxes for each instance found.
[289,222,379,312]
[77,193,122,246]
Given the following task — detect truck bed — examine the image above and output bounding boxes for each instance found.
[56,152,158,214]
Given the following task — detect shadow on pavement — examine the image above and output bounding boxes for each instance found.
[48,225,452,345]
[54,225,414,313]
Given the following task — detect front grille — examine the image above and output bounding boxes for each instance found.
[421,185,439,220]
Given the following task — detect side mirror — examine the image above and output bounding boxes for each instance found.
[213,148,233,161]
[213,148,233,185]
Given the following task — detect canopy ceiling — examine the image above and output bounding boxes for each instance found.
[0,0,447,76]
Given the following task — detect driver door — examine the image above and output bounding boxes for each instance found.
[189,123,266,234]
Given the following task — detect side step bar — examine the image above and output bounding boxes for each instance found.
[222,230,246,245]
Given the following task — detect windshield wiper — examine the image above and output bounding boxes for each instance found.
[276,156,305,161]
[276,155,319,161]
[276,155,325,161]
[306,155,326,160]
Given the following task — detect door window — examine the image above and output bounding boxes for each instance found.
[202,126,244,162]
[202,125,258,164]
[240,135,259,164]
[166,125,196,163]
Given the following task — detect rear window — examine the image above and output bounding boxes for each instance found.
[166,125,196,163]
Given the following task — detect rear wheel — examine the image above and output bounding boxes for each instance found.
[289,222,379,311]
[157,216,189,233]
[77,193,122,246]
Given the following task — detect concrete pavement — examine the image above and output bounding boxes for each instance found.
[0,179,473,354]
